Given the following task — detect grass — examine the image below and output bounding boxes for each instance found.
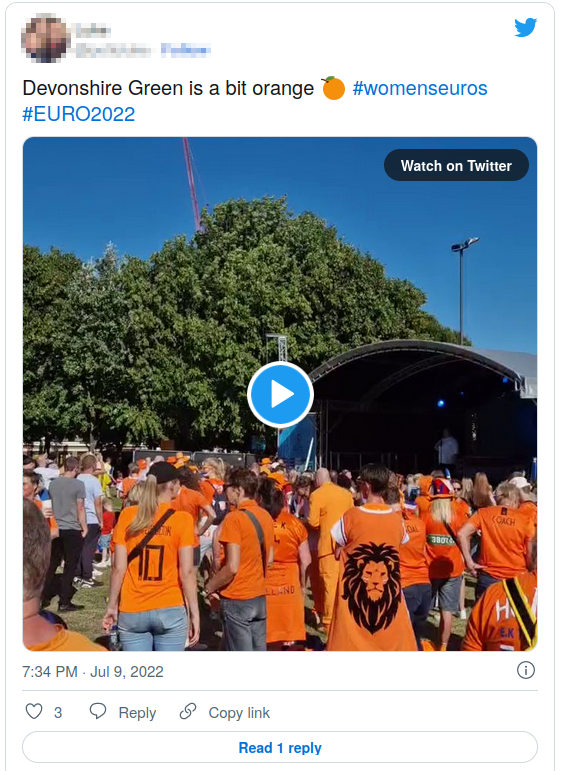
[44,563,476,651]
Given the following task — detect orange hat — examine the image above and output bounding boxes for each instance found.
[167,456,177,465]
[138,459,147,470]
[429,478,454,499]
[418,475,432,495]
[261,457,271,465]
[174,455,190,469]
[269,471,286,489]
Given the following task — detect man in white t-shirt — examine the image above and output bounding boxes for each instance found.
[434,429,459,475]
[75,454,104,588]
[35,453,59,490]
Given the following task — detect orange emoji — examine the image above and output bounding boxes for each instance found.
[322,76,345,100]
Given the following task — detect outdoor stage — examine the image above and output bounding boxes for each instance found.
[310,340,537,478]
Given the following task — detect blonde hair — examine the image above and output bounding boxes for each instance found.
[102,497,114,512]
[127,476,158,539]
[203,457,226,481]
[494,482,520,508]
[126,480,146,507]
[431,497,454,524]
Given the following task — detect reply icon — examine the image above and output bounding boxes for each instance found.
[90,703,107,719]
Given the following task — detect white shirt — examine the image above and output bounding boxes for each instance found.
[36,466,59,490]
[436,436,459,465]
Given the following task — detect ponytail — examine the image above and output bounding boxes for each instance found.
[431,497,453,524]
[127,474,159,539]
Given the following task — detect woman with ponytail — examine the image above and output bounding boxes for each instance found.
[420,477,469,650]
[103,462,199,651]
[256,477,311,649]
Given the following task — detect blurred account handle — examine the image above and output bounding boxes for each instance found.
[23,731,537,763]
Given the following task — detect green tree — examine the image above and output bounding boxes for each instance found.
[23,197,463,449]
[23,245,82,448]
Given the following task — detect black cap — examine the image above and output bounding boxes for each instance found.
[149,461,179,484]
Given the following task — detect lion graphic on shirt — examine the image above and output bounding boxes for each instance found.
[342,542,401,634]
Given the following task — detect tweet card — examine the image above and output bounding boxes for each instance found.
[2,3,556,771]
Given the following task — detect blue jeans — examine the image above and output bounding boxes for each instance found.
[475,571,499,602]
[403,583,432,651]
[118,606,188,651]
[220,596,267,651]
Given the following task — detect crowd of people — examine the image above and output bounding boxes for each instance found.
[22,449,538,652]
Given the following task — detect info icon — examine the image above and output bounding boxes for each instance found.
[247,362,314,429]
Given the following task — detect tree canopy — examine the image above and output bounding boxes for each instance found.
[23,196,463,449]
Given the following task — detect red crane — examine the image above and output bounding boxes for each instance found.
[182,138,202,232]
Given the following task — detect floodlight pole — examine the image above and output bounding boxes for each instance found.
[451,237,480,345]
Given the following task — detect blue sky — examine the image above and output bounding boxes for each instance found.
[24,137,536,353]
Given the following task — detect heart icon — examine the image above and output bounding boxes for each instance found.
[26,703,42,719]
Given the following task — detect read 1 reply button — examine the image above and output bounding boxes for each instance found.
[23,731,538,764]
[239,742,322,756]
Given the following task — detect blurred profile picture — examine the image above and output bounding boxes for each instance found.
[22,14,70,63]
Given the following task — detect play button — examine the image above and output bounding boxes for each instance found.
[272,380,294,408]
[247,362,314,429]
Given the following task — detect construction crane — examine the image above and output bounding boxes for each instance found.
[182,138,202,232]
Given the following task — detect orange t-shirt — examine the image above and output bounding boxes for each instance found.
[468,505,535,580]
[28,627,106,652]
[113,503,195,613]
[308,482,353,557]
[520,500,537,527]
[454,498,471,519]
[121,476,138,499]
[400,510,429,588]
[327,504,416,651]
[201,478,224,505]
[421,504,468,580]
[416,495,431,518]
[462,571,537,651]
[218,499,275,601]
[273,510,308,563]
[173,486,209,547]
[266,511,308,644]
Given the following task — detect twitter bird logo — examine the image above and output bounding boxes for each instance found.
[515,18,537,37]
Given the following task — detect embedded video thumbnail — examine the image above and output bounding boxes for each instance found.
[23,137,537,652]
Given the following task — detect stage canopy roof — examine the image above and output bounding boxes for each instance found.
[310,340,537,402]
